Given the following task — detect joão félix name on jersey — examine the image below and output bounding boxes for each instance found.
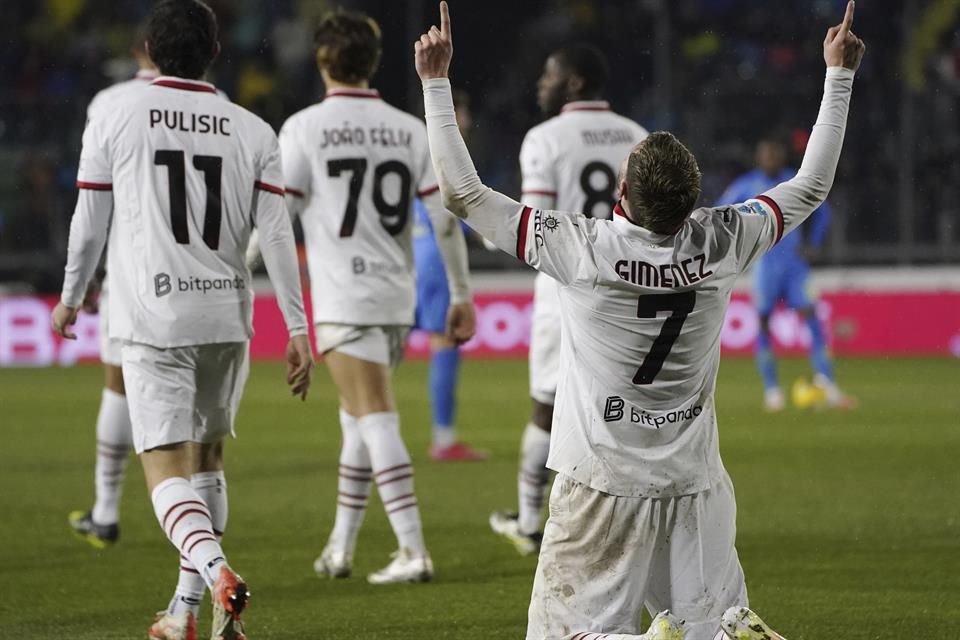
[603,396,704,428]
[319,124,412,149]
[154,273,246,298]
[150,110,231,136]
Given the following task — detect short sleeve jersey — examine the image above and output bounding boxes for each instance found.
[279,89,439,326]
[508,197,784,497]
[77,76,286,348]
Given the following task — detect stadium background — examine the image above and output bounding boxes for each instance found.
[1,1,959,639]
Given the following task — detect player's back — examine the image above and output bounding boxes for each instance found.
[522,103,648,218]
[82,77,282,348]
[86,70,159,123]
[544,200,778,497]
[281,90,436,326]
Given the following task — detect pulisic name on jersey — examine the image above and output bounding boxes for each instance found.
[149,110,231,136]
[615,255,714,289]
[581,128,636,146]
[318,124,412,149]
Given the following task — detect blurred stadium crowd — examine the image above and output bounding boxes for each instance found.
[1,0,958,292]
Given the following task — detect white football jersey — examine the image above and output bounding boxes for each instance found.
[77,76,298,348]
[87,69,160,124]
[280,89,439,326]
[521,102,648,312]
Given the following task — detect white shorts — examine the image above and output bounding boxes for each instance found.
[98,288,123,367]
[527,473,747,640]
[121,342,250,454]
[315,324,408,368]
[529,273,561,405]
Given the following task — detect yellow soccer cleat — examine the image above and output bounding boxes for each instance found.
[720,606,787,640]
[68,510,119,549]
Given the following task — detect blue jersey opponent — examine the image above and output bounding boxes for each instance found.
[717,139,852,410]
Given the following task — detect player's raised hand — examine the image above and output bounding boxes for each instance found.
[415,1,453,81]
[824,0,865,71]
[51,302,79,340]
[285,334,314,401]
[446,302,476,346]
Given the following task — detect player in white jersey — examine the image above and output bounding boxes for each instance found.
[52,2,313,638]
[67,27,159,550]
[416,2,864,639]
[489,44,648,555]
[279,10,474,584]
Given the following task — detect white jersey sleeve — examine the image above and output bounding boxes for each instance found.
[519,128,557,208]
[722,67,855,272]
[252,130,308,337]
[279,118,311,213]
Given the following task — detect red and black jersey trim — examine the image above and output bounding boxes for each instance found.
[756,195,784,244]
[151,79,218,94]
[285,186,306,198]
[325,89,381,99]
[516,206,533,263]
[254,180,285,196]
[417,185,440,198]
[77,181,112,191]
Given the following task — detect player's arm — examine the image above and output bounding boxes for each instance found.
[416,3,589,285]
[254,130,313,399]
[420,190,475,343]
[53,119,115,339]
[733,1,864,270]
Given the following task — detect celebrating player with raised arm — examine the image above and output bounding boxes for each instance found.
[489,43,648,556]
[416,2,864,639]
[52,1,312,638]
[278,9,474,584]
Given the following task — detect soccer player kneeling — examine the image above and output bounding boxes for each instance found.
[415,2,864,639]
[53,1,312,638]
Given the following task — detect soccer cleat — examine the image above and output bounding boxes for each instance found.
[211,566,248,640]
[763,388,785,412]
[313,545,352,579]
[720,606,787,640]
[428,441,489,462]
[148,610,198,640]
[642,610,686,640]
[489,511,542,556]
[367,547,433,584]
[68,510,119,549]
[813,374,858,410]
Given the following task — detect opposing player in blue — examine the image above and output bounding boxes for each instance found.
[413,89,487,461]
[718,137,854,411]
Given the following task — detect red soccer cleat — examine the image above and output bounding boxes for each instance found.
[428,441,489,462]
[211,565,248,640]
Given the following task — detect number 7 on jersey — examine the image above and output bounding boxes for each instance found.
[633,291,696,385]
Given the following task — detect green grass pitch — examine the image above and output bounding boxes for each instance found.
[1,357,958,639]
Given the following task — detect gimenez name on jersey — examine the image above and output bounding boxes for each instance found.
[153,272,246,298]
[603,395,705,430]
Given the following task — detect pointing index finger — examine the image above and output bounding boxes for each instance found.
[440,1,452,40]
[839,0,855,35]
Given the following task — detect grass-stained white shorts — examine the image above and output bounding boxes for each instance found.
[527,473,747,640]
[315,323,408,368]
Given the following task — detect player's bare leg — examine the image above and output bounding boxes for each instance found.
[721,607,787,640]
[69,363,132,548]
[142,443,247,640]
[324,350,432,584]
[490,399,551,555]
[426,333,487,461]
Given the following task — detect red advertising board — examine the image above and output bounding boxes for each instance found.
[1,290,958,367]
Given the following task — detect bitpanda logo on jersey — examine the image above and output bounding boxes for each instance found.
[603,395,703,429]
[154,272,246,298]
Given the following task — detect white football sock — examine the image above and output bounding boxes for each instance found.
[358,412,426,556]
[151,477,226,589]
[167,471,228,618]
[517,422,551,535]
[330,409,372,554]
[91,388,132,525]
